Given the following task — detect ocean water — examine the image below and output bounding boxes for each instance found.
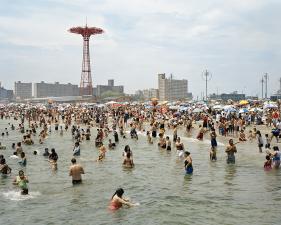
[0,119,280,225]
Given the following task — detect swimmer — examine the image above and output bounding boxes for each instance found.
[109,188,135,210]
[238,130,247,142]
[13,170,29,195]
[272,146,280,169]
[210,146,217,161]
[49,148,58,170]
[184,151,193,174]
[122,145,133,159]
[18,152,27,167]
[16,142,23,156]
[123,152,134,168]
[265,134,271,149]
[196,125,204,140]
[175,137,184,158]
[225,139,237,164]
[0,158,11,176]
[73,142,81,156]
[264,155,272,171]
[146,131,153,144]
[97,143,106,161]
[166,136,171,151]
[108,139,116,150]
[69,158,84,185]
[43,148,50,157]
[257,130,263,153]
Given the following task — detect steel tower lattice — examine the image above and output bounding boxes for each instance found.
[69,25,104,96]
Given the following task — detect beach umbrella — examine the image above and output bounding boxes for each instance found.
[169,105,179,110]
[226,108,237,112]
[250,108,262,112]
[239,108,249,113]
[179,106,189,111]
[223,105,236,112]
[264,103,278,109]
[213,105,223,110]
[239,100,249,105]
[105,101,117,105]
[96,104,105,108]
[193,108,203,113]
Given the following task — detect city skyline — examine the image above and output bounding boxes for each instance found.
[0,0,281,98]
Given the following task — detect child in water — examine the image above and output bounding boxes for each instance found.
[265,134,271,149]
[264,155,272,171]
[210,146,217,161]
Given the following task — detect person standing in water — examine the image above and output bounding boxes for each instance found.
[225,139,237,164]
[69,158,84,185]
[256,130,263,153]
[13,170,29,195]
[49,148,58,170]
[272,146,280,169]
[184,151,193,174]
[73,142,81,156]
[18,152,27,167]
[109,188,135,210]
[123,152,134,168]
[0,158,11,176]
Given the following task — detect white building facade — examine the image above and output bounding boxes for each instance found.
[33,82,79,98]
[158,74,188,101]
[14,81,32,99]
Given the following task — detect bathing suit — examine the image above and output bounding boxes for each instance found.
[185,160,193,174]
[264,161,272,171]
[109,200,122,210]
[166,146,171,151]
[227,154,235,164]
[211,138,217,147]
[72,179,82,185]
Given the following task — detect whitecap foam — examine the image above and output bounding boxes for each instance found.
[3,190,41,201]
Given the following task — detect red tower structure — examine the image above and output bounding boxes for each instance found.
[69,25,104,96]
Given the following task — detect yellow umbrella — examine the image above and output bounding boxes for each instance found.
[151,98,159,101]
[239,100,249,105]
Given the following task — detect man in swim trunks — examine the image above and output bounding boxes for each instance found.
[225,139,237,164]
[69,158,84,185]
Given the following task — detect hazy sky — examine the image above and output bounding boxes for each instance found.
[0,0,281,98]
